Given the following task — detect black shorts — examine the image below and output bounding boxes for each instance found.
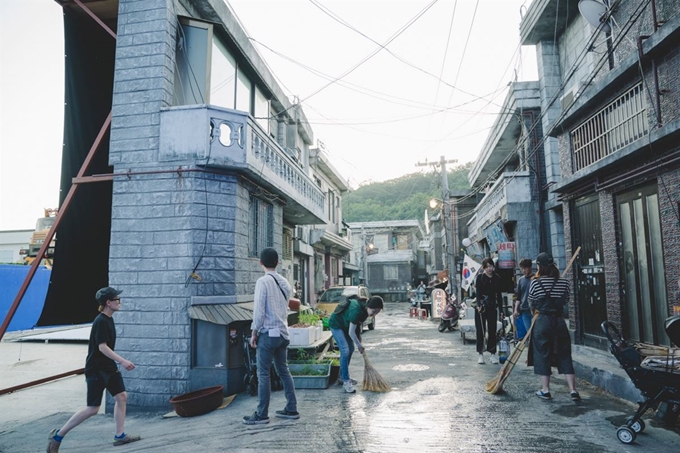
[86,370,126,407]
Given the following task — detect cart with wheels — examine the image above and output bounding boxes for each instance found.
[601,318,680,444]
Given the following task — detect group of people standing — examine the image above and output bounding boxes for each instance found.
[474,252,579,400]
[46,246,578,451]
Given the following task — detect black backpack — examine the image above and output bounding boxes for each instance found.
[333,295,362,315]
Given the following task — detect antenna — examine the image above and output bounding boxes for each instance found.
[578,0,612,34]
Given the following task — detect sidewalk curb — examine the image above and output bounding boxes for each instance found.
[572,344,643,404]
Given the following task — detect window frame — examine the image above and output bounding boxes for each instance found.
[249,194,274,257]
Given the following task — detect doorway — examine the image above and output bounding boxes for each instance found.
[573,195,607,347]
[617,184,668,345]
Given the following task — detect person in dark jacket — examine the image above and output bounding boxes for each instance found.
[529,252,580,401]
[474,258,502,364]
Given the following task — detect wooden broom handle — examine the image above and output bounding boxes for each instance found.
[561,246,581,278]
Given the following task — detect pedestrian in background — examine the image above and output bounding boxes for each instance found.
[329,295,384,393]
[529,252,580,401]
[474,258,502,364]
[513,258,534,339]
[47,287,140,453]
[243,248,299,425]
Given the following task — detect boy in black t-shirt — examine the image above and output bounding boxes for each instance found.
[47,287,141,452]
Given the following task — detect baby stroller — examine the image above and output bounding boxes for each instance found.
[601,318,680,444]
[243,336,283,396]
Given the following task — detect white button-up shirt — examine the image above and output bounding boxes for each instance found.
[251,271,291,340]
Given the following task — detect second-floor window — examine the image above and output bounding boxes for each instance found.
[249,195,273,257]
[173,17,269,135]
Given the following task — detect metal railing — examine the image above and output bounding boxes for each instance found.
[571,83,648,171]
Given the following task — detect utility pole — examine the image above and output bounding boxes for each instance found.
[416,156,457,295]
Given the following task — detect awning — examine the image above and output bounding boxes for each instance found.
[188,303,253,325]
[343,262,360,272]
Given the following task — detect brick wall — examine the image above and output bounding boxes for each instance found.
[659,165,680,314]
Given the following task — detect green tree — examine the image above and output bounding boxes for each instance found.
[343,163,473,222]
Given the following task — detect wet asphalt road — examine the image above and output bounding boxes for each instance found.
[3,302,680,452]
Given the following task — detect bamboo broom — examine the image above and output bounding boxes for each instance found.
[486,246,581,394]
[361,351,391,392]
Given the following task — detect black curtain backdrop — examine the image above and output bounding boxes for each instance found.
[38,10,116,326]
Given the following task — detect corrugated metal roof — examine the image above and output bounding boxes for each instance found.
[188,303,253,325]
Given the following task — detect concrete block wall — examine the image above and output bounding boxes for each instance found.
[536,40,562,194]
[657,43,680,125]
[107,0,287,410]
[506,203,540,265]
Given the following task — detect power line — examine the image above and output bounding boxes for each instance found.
[271,0,439,120]
[448,0,650,208]
[442,0,480,125]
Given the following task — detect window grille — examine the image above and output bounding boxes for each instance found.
[282,228,293,260]
[249,195,273,257]
[571,83,648,171]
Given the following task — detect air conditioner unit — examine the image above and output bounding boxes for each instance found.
[295,226,309,243]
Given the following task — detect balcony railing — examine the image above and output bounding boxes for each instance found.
[470,171,531,234]
[159,105,325,223]
[571,83,648,171]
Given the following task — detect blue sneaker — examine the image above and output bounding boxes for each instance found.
[535,390,552,400]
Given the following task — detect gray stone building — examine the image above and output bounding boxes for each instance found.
[52,0,353,410]
[465,81,544,294]
[521,0,680,349]
[348,221,423,302]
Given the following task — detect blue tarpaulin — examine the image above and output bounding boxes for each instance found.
[0,264,51,332]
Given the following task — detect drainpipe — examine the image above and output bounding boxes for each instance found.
[637,35,663,129]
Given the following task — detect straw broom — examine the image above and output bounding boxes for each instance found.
[486,246,581,394]
[361,351,391,392]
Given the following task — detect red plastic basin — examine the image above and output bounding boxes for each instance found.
[169,385,224,417]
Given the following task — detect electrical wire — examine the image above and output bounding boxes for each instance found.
[448,0,651,208]
[307,0,499,107]
[270,0,439,120]
[442,0,480,125]
[431,0,458,116]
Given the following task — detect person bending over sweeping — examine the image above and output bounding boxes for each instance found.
[329,295,384,393]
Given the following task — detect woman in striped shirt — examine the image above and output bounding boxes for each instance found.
[529,252,580,401]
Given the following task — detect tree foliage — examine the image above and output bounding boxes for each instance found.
[343,162,473,222]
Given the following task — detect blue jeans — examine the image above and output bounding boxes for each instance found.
[330,328,354,382]
[256,332,297,418]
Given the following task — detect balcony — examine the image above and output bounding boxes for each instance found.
[159,105,325,225]
[471,171,531,233]
[570,83,649,171]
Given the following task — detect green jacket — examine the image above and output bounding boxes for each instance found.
[328,299,368,331]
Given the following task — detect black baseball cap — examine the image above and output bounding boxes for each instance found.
[96,286,123,305]
[535,252,554,267]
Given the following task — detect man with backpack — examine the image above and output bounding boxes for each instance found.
[328,295,384,393]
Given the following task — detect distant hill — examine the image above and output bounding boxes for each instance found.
[343,162,473,223]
